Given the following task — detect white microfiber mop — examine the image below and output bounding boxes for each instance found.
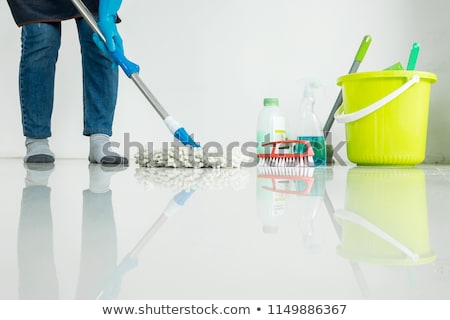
[135,146,254,169]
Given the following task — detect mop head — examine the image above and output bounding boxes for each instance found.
[135,167,249,192]
[135,146,254,169]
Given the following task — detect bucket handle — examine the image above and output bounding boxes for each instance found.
[334,75,420,124]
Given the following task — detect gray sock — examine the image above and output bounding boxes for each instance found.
[89,134,128,165]
[89,134,110,163]
[24,138,55,163]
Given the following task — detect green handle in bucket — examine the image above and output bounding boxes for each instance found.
[354,35,372,63]
[323,35,372,137]
[407,42,420,70]
[334,75,420,124]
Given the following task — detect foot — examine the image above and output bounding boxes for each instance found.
[24,138,55,163]
[88,134,129,166]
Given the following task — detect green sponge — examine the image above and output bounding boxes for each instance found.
[384,62,405,70]
[385,62,404,70]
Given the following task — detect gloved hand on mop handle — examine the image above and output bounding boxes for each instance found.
[97,0,122,52]
[93,0,140,77]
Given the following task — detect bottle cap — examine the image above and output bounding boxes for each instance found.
[263,98,279,107]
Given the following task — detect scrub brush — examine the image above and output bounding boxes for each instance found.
[258,140,315,167]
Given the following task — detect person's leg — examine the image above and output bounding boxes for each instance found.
[76,18,128,165]
[20,22,61,163]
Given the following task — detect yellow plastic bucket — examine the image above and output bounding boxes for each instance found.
[335,167,435,265]
[336,71,437,165]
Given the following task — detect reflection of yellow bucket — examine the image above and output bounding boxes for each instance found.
[336,167,435,265]
[336,71,437,165]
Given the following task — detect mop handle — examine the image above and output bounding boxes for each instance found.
[323,35,372,138]
[70,0,169,120]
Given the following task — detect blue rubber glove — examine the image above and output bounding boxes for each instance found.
[97,0,122,52]
[93,0,140,77]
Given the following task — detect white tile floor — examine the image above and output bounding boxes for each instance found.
[0,159,449,300]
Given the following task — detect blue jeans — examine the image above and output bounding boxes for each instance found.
[19,19,119,138]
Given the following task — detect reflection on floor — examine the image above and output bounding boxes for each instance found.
[1,159,449,300]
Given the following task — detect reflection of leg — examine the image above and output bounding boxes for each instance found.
[76,190,117,299]
[17,185,58,299]
[76,164,126,298]
[24,163,55,187]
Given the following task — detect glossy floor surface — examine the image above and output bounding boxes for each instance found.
[1,159,449,300]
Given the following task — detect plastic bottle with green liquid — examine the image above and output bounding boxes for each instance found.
[295,83,326,166]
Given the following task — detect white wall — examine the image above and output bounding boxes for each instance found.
[1,0,449,163]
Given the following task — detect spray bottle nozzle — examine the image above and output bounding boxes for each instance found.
[303,81,321,98]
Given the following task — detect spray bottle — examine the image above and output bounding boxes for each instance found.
[296,83,326,166]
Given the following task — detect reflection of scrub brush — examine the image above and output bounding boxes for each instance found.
[135,167,249,191]
[257,166,315,195]
[258,140,315,167]
[136,146,253,168]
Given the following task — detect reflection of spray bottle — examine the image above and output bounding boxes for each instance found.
[296,167,327,253]
[295,83,326,166]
